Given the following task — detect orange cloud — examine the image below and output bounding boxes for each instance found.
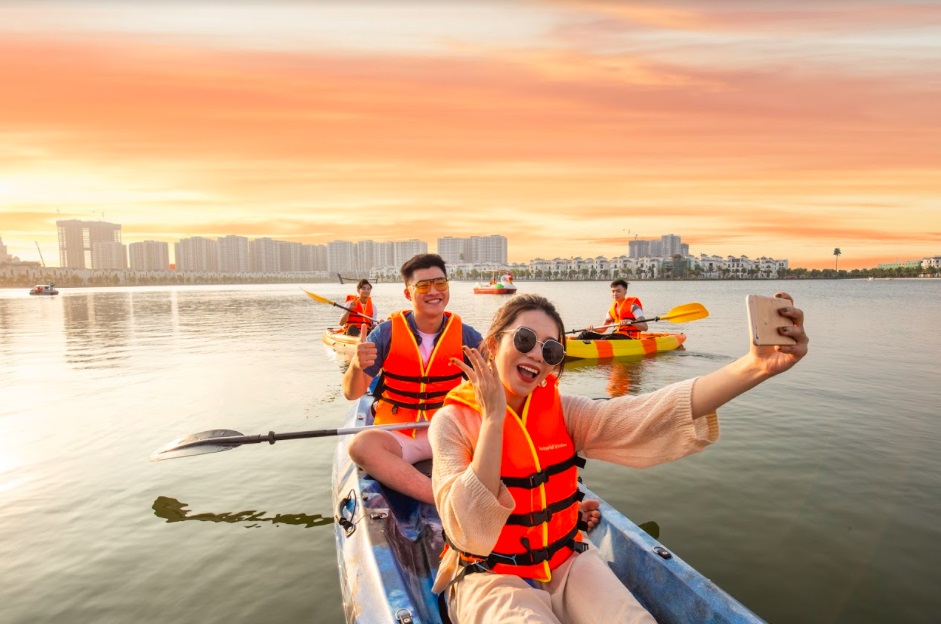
[2,6,939,271]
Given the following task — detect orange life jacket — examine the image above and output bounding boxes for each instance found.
[343,295,374,331]
[609,296,642,338]
[443,376,587,582]
[373,310,465,436]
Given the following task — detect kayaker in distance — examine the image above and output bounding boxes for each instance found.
[576,278,648,340]
[338,278,376,337]
[429,292,809,623]
[342,254,484,504]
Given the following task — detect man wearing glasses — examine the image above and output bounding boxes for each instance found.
[343,253,483,504]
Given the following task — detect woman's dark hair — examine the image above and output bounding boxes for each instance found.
[483,294,566,377]
[356,279,372,290]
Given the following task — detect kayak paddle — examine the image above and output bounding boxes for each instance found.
[151,421,429,461]
[566,302,709,335]
[302,288,378,322]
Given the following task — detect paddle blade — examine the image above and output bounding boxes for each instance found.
[659,302,709,323]
[302,289,334,306]
[150,429,245,462]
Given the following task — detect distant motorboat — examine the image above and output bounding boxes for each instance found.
[29,283,59,296]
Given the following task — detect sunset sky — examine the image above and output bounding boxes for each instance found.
[2,1,940,270]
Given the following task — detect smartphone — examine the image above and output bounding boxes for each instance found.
[746,295,796,346]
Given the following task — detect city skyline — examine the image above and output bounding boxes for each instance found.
[14,223,776,272]
[2,2,940,270]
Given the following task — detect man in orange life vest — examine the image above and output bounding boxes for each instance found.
[339,279,377,337]
[576,279,648,340]
[342,254,483,504]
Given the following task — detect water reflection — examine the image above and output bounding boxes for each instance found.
[564,356,648,398]
[152,496,333,529]
[62,294,132,369]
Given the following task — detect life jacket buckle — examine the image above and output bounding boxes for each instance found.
[520,536,550,565]
[528,547,550,564]
[526,508,551,525]
[527,471,548,488]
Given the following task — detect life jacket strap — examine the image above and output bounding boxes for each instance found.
[501,454,586,489]
[376,396,446,413]
[487,522,582,567]
[443,521,588,584]
[382,370,464,384]
[504,488,585,527]
[379,387,452,400]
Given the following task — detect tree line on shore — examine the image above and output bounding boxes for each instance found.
[1,263,935,289]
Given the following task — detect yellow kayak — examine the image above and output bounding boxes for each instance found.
[565,332,686,360]
[322,328,359,356]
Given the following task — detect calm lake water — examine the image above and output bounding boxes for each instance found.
[2,279,939,624]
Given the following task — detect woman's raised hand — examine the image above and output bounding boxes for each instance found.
[750,292,809,378]
[451,346,507,424]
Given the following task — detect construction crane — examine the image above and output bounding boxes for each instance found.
[35,242,46,267]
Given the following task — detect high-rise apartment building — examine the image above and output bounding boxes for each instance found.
[374,241,396,268]
[175,236,219,272]
[217,235,250,273]
[298,243,327,272]
[0,236,12,263]
[468,235,508,264]
[629,234,688,259]
[327,240,354,274]
[57,219,122,269]
[353,240,377,273]
[250,238,281,272]
[129,241,170,271]
[437,235,506,265]
[436,237,467,265]
[660,234,683,258]
[278,241,303,272]
[393,239,428,267]
[92,241,128,269]
[628,239,649,258]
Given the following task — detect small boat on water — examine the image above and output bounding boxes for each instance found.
[29,283,59,296]
[473,271,517,295]
[472,283,518,295]
[333,396,764,624]
[323,328,360,357]
[565,332,686,360]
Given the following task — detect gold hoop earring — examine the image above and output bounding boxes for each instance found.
[539,378,547,388]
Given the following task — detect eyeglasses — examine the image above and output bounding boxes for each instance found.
[503,326,566,366]
[410,277,449,294]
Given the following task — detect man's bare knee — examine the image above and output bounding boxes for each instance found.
[348,430,402,468]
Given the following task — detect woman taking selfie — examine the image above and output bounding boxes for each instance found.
[429,293,808,623]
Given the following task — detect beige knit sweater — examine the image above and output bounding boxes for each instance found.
[429,377,719,594]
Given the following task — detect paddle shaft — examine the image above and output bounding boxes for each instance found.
[167,421,430,452]
[303,289,378,322]
[566,302,707,335]
[333,300,378,322]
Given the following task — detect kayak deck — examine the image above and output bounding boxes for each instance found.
[333,397,445,623]
[323,328,359,356]
[565,332,686,360]
[333,397,764,623]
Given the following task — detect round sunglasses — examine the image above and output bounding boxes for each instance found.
[503,326,566,366]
